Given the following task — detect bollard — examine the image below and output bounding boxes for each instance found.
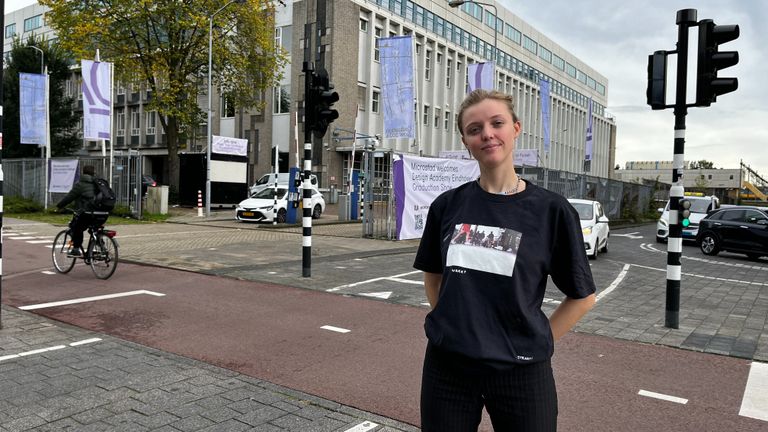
[197,190,203,217]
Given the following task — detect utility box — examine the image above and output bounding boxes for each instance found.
[146,185,169,214]
[337,193,350,221]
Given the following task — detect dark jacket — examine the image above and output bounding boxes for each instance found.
[57,174,96,212]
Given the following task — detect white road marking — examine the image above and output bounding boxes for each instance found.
[27,240,53,244]
[359,291,392,299]
[387,277,423,285]
[638,389,688,404]
[421,302,431,306]
[321,325,351,334]
[629,263,768,287]
[543,298,562,305]
[343,421,379,432]
[9,236,37,240]
[327,270,421,292]
[116,229,233,238]
[0,338,102,362]
[613,232,643,239]
[41,271,56,275]
[640,243,768,271]
[739,361,768,422]
[597,264,630,302]
[19,290,166,310]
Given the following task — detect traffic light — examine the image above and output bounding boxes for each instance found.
[308,68,339,139]
[646,51,668,110]
[680,199,692,227]
[696,19,739,107]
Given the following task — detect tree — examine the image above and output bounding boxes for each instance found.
[689,159,715,170]
[41,0,286,193]
[2,36,80,158]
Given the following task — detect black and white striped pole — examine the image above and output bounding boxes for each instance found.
[302,62,315,277]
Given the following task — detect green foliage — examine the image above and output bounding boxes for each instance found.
[40,0,287,193]
[2,36,80,157]
[4,196,45,213]
[689,159,715,169]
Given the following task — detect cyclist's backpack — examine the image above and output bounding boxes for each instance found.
[92,177,116,212]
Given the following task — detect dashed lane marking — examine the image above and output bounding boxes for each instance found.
[321,325,351,334]
[27,239,53,244]
[327,270,421,292]
[612,232,643,239]
[19,290,166,310]
[0,338,102,362]
[740,361,768,422]
[638,389,688,404]
[359,291,393,299]
[629,262,768,287]
[343,421,379,432]
[41,271,56,275]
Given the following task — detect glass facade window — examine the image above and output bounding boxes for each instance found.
[374,27,382,62]
[24,15,42,32]
[360,18,368,32]
[552,54,565,70]
[423,105,429,125]
[372,90,380,113]
[425,49,432,80]
[145,111,157,135]
[5,23,16,39]
[272,85,290,114]
[504,24,521,44]
[446,58,452,87]
[538,46,552,63]
[566,63,577,78]
[523,35,537,54]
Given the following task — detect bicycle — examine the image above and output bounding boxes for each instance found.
[51,211,119,279]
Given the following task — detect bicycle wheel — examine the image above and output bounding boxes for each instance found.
[89,233,119,279]
[51,230,77,273]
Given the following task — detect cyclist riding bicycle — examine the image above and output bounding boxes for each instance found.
[56,165,107,257]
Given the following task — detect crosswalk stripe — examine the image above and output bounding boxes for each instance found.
[740,361,768,422]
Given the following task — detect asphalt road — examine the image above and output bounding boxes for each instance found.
[2,218,767,430]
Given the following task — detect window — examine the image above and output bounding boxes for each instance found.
[360,18,368,32]
[274,25,292,52]
[523,35,538,54]
[434,107,440,128]
[374,27,382,62]
[425,49,432,80]
[130,108,140,136]
[371,90,380,113]
[24,15,42,32]
[437,52,442,64]
[358,86,366,111]
[5,23,16,39]
[117,81,125,95]
[145,111,157,135]
[116,108,125,136]
[552,55,565,71]
[587,76,596,89]
[596,83,605,96]
[446,58,452,87]
[423,105,429,125]
[504,24,521,44]
[566,63,577,78]
[272,85,290,114]
[746,210,768,223]
[444,111,450,130]
[538,46,552,63]
[577,70,587,84]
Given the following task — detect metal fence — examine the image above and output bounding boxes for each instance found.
[3,154,145,216]
[359,154,655,240]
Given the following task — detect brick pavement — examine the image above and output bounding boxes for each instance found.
[0,306,418,432]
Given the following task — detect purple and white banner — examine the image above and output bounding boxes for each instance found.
[585,98,593,162]
[514,149,539,167]
[380,35,415,139]
[81,60,112,140]
[212,135,248,156]
[467,62,495,92]
[393,154,480,240]
[438,150,472,160]
[19,73,47,145]
[540,79,551,154]
[48,159,80,193]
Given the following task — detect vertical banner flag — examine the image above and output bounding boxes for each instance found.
[584,98,593,163]
[81,60,112,140]
[539,79,551,154]
[380,35,415,139]
[19,73,47,145]
[467,62,495,92]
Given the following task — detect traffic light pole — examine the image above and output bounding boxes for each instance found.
[302,62,314,277]
[665,9,697,329]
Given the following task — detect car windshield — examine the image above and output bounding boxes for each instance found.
[571,203,594,220]
[255,175,270,186]
[688,200,712,213]
[251,188,287,199]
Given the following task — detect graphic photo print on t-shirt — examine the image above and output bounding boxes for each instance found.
[446,223,522,276]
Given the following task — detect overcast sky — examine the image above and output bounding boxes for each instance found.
[501,0,767,175]
[7,0,767,175]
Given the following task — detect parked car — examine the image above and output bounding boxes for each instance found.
[236,185,325,223]
[250,173,317,195]
[697,206,768,260]
[141,174,157,196]
[656,195,719,242]
[567,198,610,260]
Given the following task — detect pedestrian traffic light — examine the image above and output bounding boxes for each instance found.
[695,19,739,107]
[646,51,668,110]
[680,199,692,227]
[308,68,339,139]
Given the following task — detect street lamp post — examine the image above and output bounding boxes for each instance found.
[449,0,498,66]
[28,45,44,75]
[206,0,244,217]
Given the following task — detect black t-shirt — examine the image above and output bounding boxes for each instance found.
[413,180,596,368]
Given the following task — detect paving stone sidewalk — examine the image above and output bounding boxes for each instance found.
[0,306,418,432]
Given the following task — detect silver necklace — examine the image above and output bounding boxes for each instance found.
[477,174,521,195]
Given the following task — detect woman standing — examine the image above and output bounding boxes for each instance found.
[414,89,596,431]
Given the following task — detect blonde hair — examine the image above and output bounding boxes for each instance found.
[457,89,519,136]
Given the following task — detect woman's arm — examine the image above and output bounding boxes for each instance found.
[423,272,443,309]
[549,294,596,341]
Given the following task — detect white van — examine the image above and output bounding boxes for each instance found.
[656,195,719,242]
[249,173,317,195]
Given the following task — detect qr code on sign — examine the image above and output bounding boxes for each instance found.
[414,214,424,231]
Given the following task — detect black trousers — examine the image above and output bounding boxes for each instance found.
[421,343,558,432]
[69,213,93,249]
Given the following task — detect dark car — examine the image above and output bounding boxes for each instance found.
[141,174,157,196]
[697,206,768,260]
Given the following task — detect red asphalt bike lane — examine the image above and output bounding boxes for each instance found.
[2,239,766,431]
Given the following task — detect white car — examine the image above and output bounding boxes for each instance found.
[568,199,610,260]
[656,196,719,243]
[249,173,318,195]
[236,186,325,223]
